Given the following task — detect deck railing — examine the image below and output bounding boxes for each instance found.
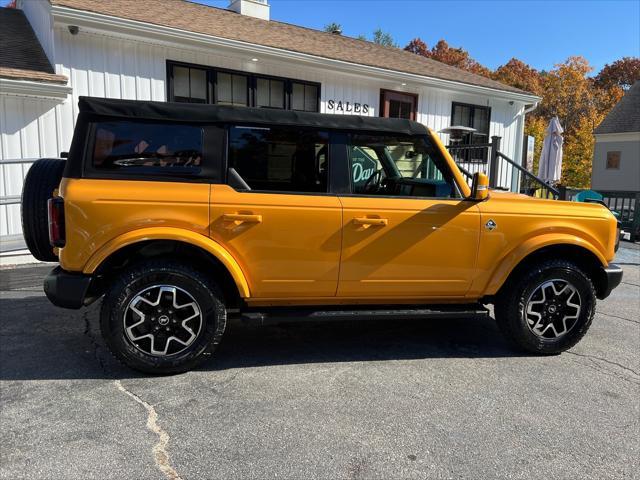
[447,136,560,199]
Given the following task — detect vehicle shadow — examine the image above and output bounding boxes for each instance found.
[0,295,529,382]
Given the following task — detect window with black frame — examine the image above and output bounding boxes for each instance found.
[167,62,320,112]
[171,65,208,104]
[91,121,203,175]
[228,126,329,193]
[451,102,490,163]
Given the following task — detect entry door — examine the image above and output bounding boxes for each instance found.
[338,197,479,297]
[380,89,418,120]
[210,126,341,298]
[337,133,480,299]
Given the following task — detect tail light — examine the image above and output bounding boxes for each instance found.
[47,197,66,247]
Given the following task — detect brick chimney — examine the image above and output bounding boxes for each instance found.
[228,0,270,21]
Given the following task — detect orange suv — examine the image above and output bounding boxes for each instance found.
[21,97,622,374]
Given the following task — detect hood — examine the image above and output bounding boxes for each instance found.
[485,189,614,220]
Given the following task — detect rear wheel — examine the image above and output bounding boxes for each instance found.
[494,259,596,354]
[21,158,66,261]
[100,260,226,374]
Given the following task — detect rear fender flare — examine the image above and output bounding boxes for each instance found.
[83,227,250,298]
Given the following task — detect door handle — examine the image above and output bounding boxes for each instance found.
[353,217,388,226]
[223,213,262,223]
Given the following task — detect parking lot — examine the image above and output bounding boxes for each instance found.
[1,245,638,480]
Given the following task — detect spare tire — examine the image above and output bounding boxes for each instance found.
[21,158,66,261]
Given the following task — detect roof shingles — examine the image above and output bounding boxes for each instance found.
[594,81,640,135]
[51,0,532,96]
[0,8,67,84]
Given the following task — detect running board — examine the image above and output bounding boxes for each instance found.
[238,304,489,326]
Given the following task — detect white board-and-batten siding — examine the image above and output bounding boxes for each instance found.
[1,25,526,237]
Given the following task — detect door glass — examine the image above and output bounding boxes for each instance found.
[382,90,416,119]
[348,134,458,198]
[389,100,412,119]
[228,126,329,192]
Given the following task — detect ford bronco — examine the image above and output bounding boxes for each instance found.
[21,97,623,374]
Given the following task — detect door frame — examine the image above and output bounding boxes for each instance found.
[379,89,419,120]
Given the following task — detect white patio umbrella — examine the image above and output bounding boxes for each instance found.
[537,116,564,183]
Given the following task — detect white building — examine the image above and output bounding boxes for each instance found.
[0,0,539,252]
[591,81,640,194]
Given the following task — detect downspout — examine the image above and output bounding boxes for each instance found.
[511,101,540,192]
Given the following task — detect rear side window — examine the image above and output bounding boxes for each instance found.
[91,121,203,174]
[228,126,328,193]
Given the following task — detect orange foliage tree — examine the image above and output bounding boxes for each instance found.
[404,37,639,188]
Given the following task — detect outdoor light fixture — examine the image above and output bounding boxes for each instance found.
[251,58,259,62]
[68,25,79,35]
[439,125,477,143]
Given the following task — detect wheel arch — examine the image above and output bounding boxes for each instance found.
[486,237,609,299]
[85,228,250,304]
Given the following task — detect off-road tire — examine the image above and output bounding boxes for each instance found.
[21,158,66,261]
[494,259,596,354]
[100,259,227,374]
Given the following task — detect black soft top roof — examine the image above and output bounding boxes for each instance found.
[78,97,428,136]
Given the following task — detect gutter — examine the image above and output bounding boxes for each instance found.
[0,77,72,100]
[51,5,541,104]
[523,102,539,115]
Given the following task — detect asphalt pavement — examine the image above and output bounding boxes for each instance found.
[1,245,638,480]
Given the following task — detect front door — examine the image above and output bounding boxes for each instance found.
[210,125,341,298]
[338,132,480,299]
[380,89,418,120]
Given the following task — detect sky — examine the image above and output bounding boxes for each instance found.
[197,0,640,74]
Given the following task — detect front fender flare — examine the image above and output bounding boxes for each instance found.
[484,233,608,295]
[83,227,250,298]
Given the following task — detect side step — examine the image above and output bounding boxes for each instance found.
[238,304,489,326]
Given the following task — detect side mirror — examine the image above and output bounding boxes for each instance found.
[470,172,489,201]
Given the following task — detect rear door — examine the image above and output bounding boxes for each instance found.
[210,125,342,298]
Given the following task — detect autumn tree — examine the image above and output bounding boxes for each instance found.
[404,38,429,56]
[492,58,543,96]
[594,57,640,90]
[402,38,635,188]
[402,38,491,77]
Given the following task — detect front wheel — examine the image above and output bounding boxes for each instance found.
[100,260,226,374]
[494,259,596,354]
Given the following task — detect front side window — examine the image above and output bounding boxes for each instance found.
[348,134,458,198]
[92,121,203,174]
[228,126,328,193]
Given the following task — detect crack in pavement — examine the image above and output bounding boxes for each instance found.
[81,313,182,479]
[566,351,640,384]
[597,311,640,326]
[115,380,183,480]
